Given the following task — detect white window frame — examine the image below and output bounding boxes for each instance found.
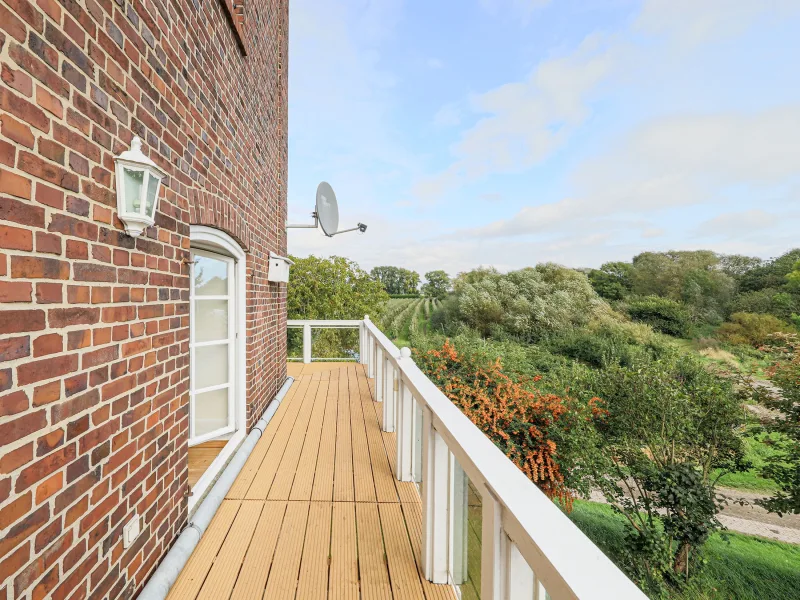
[188,226,247,513]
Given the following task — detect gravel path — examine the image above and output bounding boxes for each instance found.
[588,487,800,545]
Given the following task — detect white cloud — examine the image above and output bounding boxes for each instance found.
[414,33,619,201]
[636,0,800,47]
[433,103,462,128]
[427,58,445,69]
[696,210,779,239]
[456,104,800,240]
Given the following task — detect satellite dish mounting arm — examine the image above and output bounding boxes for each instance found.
[286,211,320,230]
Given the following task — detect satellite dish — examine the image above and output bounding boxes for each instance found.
[316,182,339,237]
[286,181,367,237]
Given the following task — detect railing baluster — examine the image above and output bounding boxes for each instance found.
[506,538,535,599]
[302,323,312,364]
[422,411,449,583]
[396,361,414,480]
[383,361,396,432]
[375,347,384,402]
[481,486,505,600]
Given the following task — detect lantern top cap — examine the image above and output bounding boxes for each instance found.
[114,136,167,178]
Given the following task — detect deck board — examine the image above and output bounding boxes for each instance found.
[167,363,456,600]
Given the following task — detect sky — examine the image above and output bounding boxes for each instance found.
[286,0,800,277]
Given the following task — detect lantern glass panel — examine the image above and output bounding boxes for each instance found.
[123,168,144,213]
[145,172,159,215]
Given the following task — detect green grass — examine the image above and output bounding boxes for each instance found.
[568,500,800,600]
[714,431,784,493]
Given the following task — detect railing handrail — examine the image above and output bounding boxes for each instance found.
[288,317,646,599]
[287,319,363,327]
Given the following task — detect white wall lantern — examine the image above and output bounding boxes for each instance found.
[114,136,167,237]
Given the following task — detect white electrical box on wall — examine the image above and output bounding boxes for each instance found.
[123,513,141,548]
[268,252,293,283]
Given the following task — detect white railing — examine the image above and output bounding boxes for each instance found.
[287,319,363,363]
[290,316,646,600]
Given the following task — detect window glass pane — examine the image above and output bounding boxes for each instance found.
[123,168,144,213]
[195,343,229,389]
[451,458,482,599]
[194,254,229,296]
[193,388,229,436]
[145,173,159,214]
[195,299,228,342]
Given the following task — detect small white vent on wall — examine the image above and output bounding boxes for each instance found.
[268,253,294,283]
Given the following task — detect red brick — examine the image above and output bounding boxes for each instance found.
[74,262,116,282]
[48,213,98,241]
[0,411,46,445]
[36,0,60,22]
[17,152,79,192]
[0,281,32,302]
[0,503,48,558]
[36,429,63,457]
[11,256,70,279]
[15,444,75,492]
[52,389,98,424]
[33,381,60,406]
[0,168,32,199]
[0,336,30,362]
[35,182,63,209]
[1,64,33,97]
[0,4,27,43]
[0,443,32,474]
[48,307,100,328]
[35,472,62,504]
[0,309,45,334]
[0,224,33,250]
[0,114,35,148]
[0,195,45,227]
[37,138,65,164]
[35,282,62,304]
[0,390,29,417]
[17,353,78,385]
[0,543,29,583]
[32,333,61,357]
[0,139,15,167]
[35,231,61,255]
[0,368,11,392]
[82,346,118,369]
[66,239,89,259]
[67,329,91,349]
[0,87,49,133]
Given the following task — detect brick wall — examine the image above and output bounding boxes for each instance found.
[0,0,288,596]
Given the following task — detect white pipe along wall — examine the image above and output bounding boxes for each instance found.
[138,377,295,600]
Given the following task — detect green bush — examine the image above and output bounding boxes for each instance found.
[625,296,692,337]
[716,312,792,347]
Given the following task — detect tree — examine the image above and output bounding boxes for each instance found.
[588,261,633,300]
[629,251,735,324]
[738,248,800,293]
[751,335,800,515]
[287,255,389,358]
[421,270,451,300]
[370,265,420,295]
[625,296,692,337]
[575,355,746,594]
[454,264,605,340]
[718,254,763,278]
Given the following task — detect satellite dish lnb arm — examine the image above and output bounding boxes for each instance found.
[330,223,367,236]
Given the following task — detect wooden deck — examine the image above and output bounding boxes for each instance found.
[168,363,457,600]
